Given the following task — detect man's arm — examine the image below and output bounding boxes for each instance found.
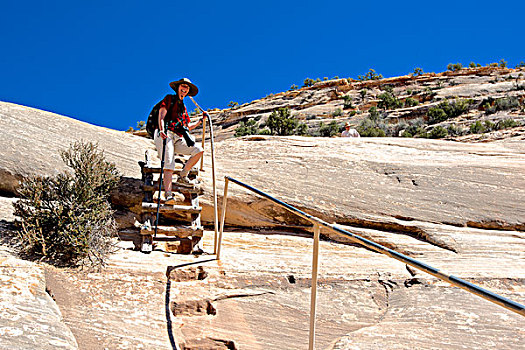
[188,111,208,131]
[158,107,167,138]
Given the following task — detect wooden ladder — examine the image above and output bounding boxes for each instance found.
[137,151,204,254]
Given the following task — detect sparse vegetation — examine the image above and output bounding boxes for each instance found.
[13,142,120,267]
[267,108,300,136]
[358,69,383,81]
[228,101,239,108]
[377,90,403,110]
[318,121,340,137]
[427,99,472,124]
[413,67,424,76]
[342,95,354,109]
[447,63,463,72]
[483,96,521,114]
[404,97,419,107]
[289,84,299,91]
[234,119,260,137]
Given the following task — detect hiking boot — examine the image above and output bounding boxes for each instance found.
[178,175,198,185]
[165,195,176,205]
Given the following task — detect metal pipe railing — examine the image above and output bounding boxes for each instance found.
[218,176,525,349]
[189,97,219,251]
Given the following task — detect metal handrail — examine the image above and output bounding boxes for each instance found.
[217,176,525,349]
[189,97,219,250]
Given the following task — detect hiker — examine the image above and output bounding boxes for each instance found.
[154,78,207,204]
[341,122,360,138]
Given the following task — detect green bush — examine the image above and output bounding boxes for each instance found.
[267,108,299,136]
[428,125,448,139]
[13,142,120,267]
[377,92,403,110]
[499,59,507,68]
[413,67,424,76]
[234,119,260,137]
[470,121,485,134]
[496,118,519,130]
[516,61,525,68]
[428,99,472,124]
[318,121,340,137]
[342,95,354,109]
[404,97,419,107]
[332,108,343,117]
[484,96,520,114]
[358,69,383,81]
[400,118,427,138]
[289,84,299,91]
[447,63,463,71]
[447,124,466,136]
[228,101,239,108]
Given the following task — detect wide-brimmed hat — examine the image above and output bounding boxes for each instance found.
[169,78,199,96]
[344,122,352,127]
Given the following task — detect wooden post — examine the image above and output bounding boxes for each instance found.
[199,115,206,171]
[217,177,229,258]
[308,223,321,350]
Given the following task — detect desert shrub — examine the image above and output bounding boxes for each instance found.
[289,84,299,91]
[447,63,463,71]
[404,97,419,107]
[235,119,260,137]
[447,124,467,136]
[303,78,315,87]
[13,141,120,267]
[318,121,340,137]
[516,61,525,68]
[228,101,239,108]
[470,121,485,134]
[484,96,520,114]
[356,108,388,137]
[428,99,472,124]
[428,125,448,139]
[359,89,367,99]
[377,90,402,110]
[342,95,354,109]
[267,108,299,136]
[400,118,428,138]
[496,118,519,130]
[413,67,424,76]
[296,123,309,136]
[499,59,507,68]
[358,69,383,81]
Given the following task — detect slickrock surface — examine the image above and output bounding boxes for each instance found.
[0,198,78,350]
[200,136,525,233]
[37,226,525,349]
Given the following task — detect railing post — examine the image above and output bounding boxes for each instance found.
[199,116,206,171]
[308,223,321,350]
[217,177,230,259]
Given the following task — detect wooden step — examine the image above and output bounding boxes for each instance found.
[141,166,198,176]
[141,225,203,238]
[143,183,203,194]
[141,202,201,214]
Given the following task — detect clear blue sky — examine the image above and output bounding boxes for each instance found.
[2,0,523,130]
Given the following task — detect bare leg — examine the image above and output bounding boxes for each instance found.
[164,169,173,195]
[181,151,204,176]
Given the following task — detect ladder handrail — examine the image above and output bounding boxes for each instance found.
[219,176,525,317]
[189,97,219,252]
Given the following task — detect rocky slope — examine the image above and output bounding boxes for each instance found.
[198,66,525,141]
[1,66,524,349]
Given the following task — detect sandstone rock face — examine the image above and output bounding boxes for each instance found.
[0,198,78,349]
[0,101,154,194]
[200,136,525,233]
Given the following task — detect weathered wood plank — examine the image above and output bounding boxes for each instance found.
[140,225,203,238]
[141,202,201,213]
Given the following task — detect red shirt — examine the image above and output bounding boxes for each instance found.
[160,94,190,135]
